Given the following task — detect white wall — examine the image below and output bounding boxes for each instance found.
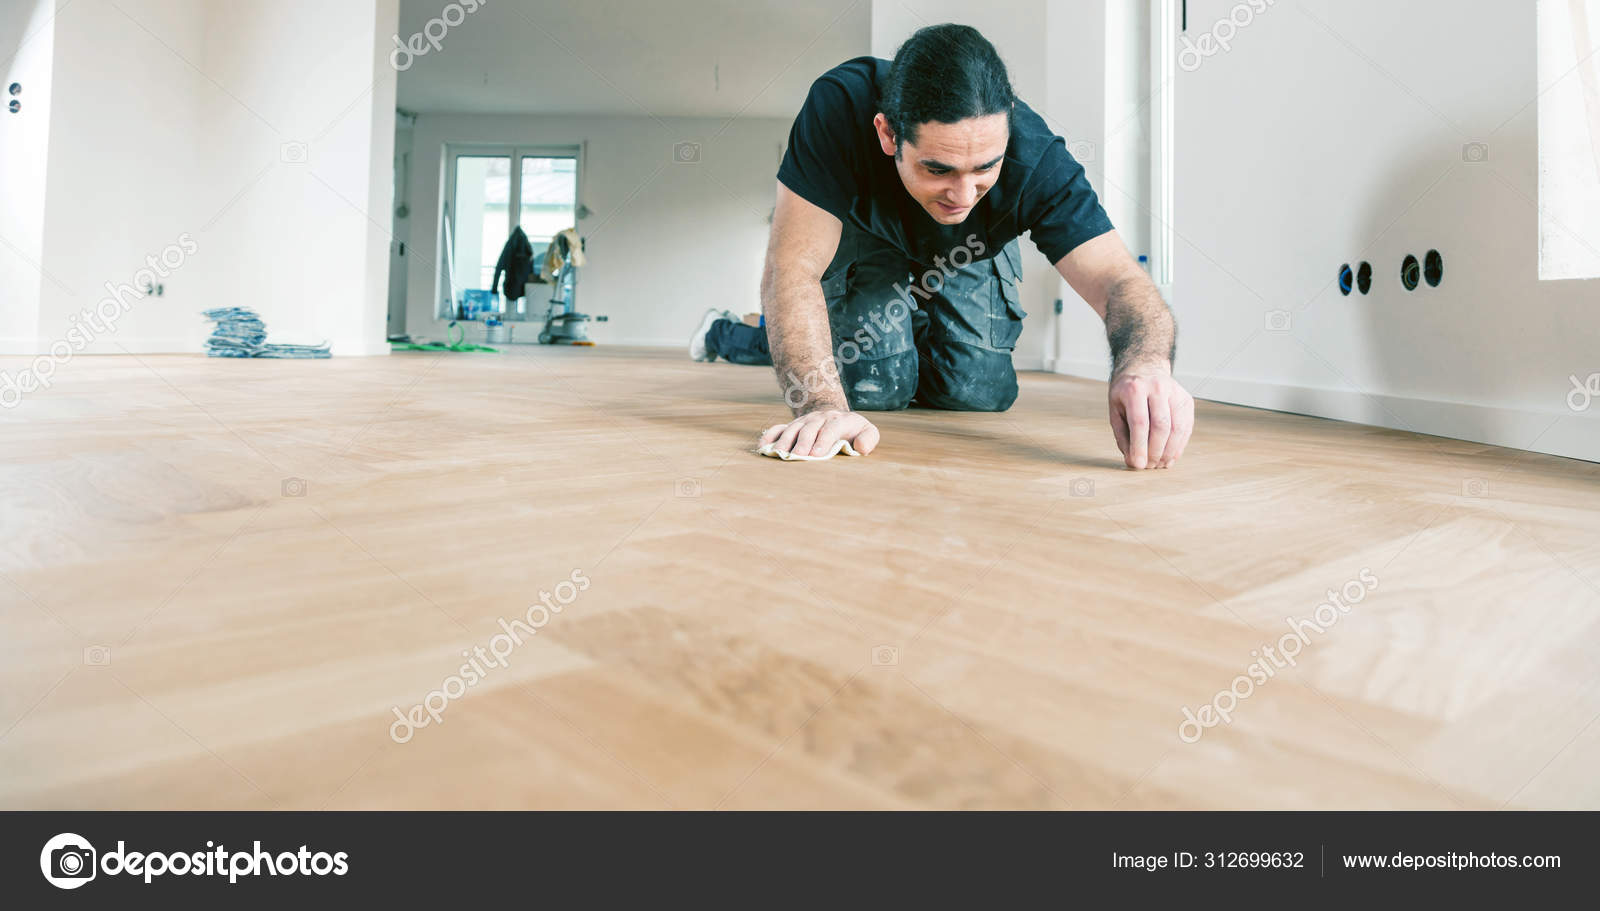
[1167,0,1597,462]
[1537,0,1600,280]
[6,0,398,357]
[36,0,206,353]
[199,0,397,356]
[1043,0,1114,375]
[402,112,790,346]
[388,114,415,336]
[362,2,401,351]
[0,0,55,352]
[1102,0,1151,269]
[396,0,869,119]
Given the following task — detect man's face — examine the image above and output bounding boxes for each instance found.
[874,111,1008,225]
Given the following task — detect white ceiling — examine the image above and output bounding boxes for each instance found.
[395,0,871,118]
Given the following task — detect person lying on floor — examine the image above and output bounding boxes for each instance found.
[757,24,1194,469]
[689,309,773,366]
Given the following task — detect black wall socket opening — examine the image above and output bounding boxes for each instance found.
[1401,254,1421,291]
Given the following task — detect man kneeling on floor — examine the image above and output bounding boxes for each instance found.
[754,24,1194,469]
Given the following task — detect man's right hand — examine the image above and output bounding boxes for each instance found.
[760,410,880,458]
[761,184,869,459]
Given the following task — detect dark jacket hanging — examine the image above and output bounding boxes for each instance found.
[491,226,535,301]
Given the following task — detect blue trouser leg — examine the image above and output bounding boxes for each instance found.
[706,318,771,366]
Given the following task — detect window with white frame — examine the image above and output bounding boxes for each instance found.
[441,145,579,317]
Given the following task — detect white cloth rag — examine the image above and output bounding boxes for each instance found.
[756,434,862,461]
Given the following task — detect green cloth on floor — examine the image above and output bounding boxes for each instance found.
[390,341,498,352]
[390,321,497,352]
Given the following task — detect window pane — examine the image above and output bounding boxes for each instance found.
[519,157,578,266]
[452,156,510,299]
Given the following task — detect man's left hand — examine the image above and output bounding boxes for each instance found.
[1109,367,1194,469]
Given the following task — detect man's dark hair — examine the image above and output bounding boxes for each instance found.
[880,24,1015,153]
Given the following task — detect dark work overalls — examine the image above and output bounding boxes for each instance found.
[818,219,1027,412]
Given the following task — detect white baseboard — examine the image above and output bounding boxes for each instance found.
[102,338,202,354]
[1051,357,1597,463]
[331,340,392,357]
[0,337,202,355]
[1051,357,1108,378]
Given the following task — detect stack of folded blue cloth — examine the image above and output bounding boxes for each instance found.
[201,307,330,358]
[201,307,266,357]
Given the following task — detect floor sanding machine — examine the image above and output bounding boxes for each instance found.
[536,232,604,345]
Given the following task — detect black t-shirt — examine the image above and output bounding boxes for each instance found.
[777,56,1114,269]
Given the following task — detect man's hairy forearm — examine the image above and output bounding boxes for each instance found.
[1104,272,1177,378]
[762,264,849,414]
